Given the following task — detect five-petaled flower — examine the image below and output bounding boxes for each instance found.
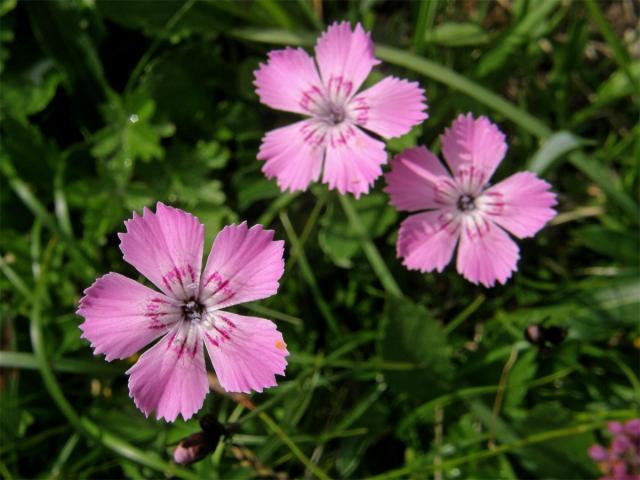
[77,203,288,421]
[254,21,427,198]
[385,113,557,287]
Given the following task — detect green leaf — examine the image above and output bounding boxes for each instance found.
[91,90,174,185]
[26,0,109,99]
[425,22,490,47]
[527,131,584,174]
[381,298,454,401]
[475,0,560,77]
[514,403,598,479]
[319,192,397,268]
[575,225,640,264]
[0,59,63,118]
[141,43,228,137]
[96,0,232,39]
[386,125,423,154]
[571,62,640,127]
[504,349,538,412]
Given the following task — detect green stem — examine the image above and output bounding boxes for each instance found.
[258,192,300,227]
[279,210,340,335]
[241,303,303,326]
[0,351,121,376]
[443,294,485,335]
[338,195,402,298]
[370,420,617,479]
[398,367,576,432]
[286,191,327,271]
[0,256,31,300]
[49,433,80,480]
[258,411,331,480]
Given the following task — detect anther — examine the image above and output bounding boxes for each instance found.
[457,194,476,212]
[182,299,204,322]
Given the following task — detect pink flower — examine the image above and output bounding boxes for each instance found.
[384,113,557,287]
[77,203,289,422]
[254,21,427,198]
[589,418,640,480]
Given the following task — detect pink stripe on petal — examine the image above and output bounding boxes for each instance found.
[385,146,454,212]
[441,113,507,186]
[126,325,208,422]
[322,125,386,198]
[204,312,288,394]
[314,22,380,96]
[350,76,427,138]
[253,47,324,116]
[456,219,520,288]
[118,203,204,300]
[480,172,557,238]
[257,120,324,193]
[77,273,180,361]
[200,223,284,309]
[398,210,460,273]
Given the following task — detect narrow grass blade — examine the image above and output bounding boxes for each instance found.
[279,210,340,335]
[338,195,402,298]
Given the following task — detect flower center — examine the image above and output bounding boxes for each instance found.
[457,194,476,212]
[182,298,205,323]
[326,104,346,125]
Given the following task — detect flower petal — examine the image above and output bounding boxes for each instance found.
[257,120,324,193]
[118,203,204,300]
[314,21,380,96]
[385,146,455,212]
[203,312,288,394]
[456,217,520,287]
[127,324,208,422]
[441,113,507,188]
[397,210,460,273]
[480,172,557,238]
[77,273,180,361]
[350,77,427,138]
[254,47,324,115]
[322,125,386,198]
[200,223,284,309]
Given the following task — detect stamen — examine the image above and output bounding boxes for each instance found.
[328,104,345,124]
[457,194,476,212]
[182,298,205,323]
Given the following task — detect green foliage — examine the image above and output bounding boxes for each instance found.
[381,298,454,401]
[1,0,638,479]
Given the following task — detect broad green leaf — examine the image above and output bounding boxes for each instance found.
[504,349,538,412]
[381,298,454,401]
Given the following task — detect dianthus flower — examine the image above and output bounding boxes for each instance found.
[589,419,640,480]
[254,21,427,198]
[77,203,288,421]
[384,113,557,287]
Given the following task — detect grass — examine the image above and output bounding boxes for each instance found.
[1,1,638,478]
